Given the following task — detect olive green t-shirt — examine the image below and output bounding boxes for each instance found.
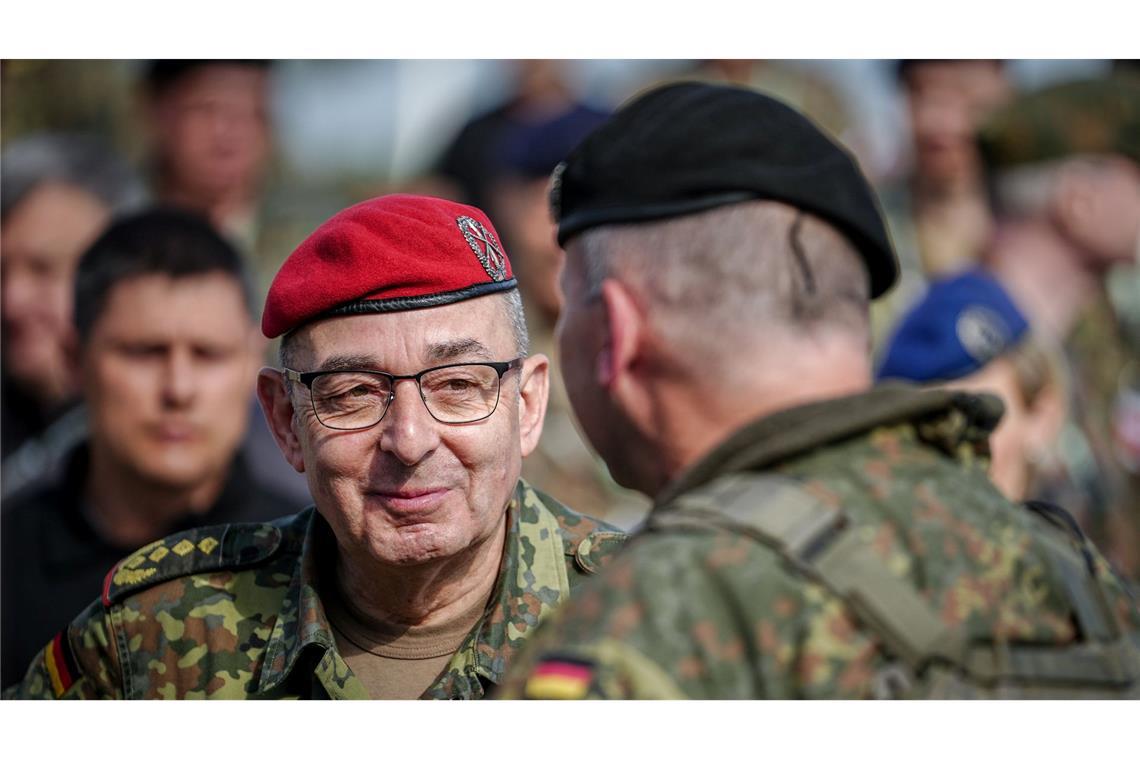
[326,588,489,700]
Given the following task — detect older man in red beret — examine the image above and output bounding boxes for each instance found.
[6,194,625,700]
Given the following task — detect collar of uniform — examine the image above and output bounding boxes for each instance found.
[255,507,336,694]
[655,384,1004,508]
[421,479,575,698]
[256,481,575,698]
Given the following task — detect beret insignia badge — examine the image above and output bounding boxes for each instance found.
[548,161,566,223]
[956,306,1010,364]
[457,216,507,282]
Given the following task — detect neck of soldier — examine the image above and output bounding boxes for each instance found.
[333,513,507,628]
[631,332,873,499]
[85,443,228,550]
[986,219,1101,341]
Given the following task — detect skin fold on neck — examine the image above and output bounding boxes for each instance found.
[332,509,507,630]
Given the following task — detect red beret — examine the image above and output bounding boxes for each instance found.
[262,194,517,338]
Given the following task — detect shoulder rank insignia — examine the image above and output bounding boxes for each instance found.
[43,630,81,698]
[524,654,597,700]
[574,530,628,575]
[101,522,282,607]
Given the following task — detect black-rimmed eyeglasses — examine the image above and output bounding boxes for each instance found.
[282,358,524,430]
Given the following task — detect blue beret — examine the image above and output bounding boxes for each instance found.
[876,269,1030,383]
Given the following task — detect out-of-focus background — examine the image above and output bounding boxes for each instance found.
[3,58,1140,687]
[1,60,1113,201]
[1,57,1133,524]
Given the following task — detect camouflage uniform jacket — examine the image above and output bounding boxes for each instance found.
[498,386,1140,699]
[1058,292,1140,578]
[5,480,625,699]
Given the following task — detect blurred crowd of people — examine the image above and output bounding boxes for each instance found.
[1,58,1138,688]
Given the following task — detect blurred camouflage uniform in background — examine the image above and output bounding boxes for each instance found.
[5,482,625,699]
[978,76,1140,578]
[499,388,1140,698]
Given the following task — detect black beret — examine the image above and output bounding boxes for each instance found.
[551,82,899,299]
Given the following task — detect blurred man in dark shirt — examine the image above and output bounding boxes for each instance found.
[1,208,305,688]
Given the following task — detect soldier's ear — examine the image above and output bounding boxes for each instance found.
[256,367,306,473]
[517,353,550,459]
[598,278,644,391]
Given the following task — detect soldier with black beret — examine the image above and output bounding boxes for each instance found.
[497,81,1140,699]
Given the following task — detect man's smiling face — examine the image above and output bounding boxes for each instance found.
[283,294,545,568]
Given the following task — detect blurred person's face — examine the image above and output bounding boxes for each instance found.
[258,296,549,568]
[904,62,1010,192]
[151,65,270,203]
[1057,157,1140,267]
[512,60,569,104]
[0,181,110,404]
[493,177,564,324]
[944,356,1058,501]
[81,272,260,490]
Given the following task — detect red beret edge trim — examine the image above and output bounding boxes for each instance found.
[270,278,518,339]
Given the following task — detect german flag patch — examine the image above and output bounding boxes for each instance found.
[523,655,595,700]
[43,630,81,698]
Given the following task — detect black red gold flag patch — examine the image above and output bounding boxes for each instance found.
[523,655,595,699]
[44,630,80,697]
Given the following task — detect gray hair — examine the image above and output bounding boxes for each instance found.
[501,286,530,357]
[1,133,146,219]
[573,200,870,371]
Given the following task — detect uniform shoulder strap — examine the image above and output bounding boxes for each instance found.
[573,530,629,575]
[101,521,283,607]
[1022,499,1123,642]
[648,473,965,674]
[649,474,1140,690]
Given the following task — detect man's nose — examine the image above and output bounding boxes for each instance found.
[377,379,441,466]
[160,348,196,409]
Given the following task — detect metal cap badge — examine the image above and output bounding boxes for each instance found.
[457,215,508,282]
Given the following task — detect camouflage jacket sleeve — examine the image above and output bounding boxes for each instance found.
[3,599,124,699]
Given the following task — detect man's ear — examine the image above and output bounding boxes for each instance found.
[256,367,306,473]
[597,278,644,391]
[517,353,550,459]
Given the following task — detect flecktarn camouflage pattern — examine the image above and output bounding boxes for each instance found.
[4,480,625,699]
[498,386,1140,699]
